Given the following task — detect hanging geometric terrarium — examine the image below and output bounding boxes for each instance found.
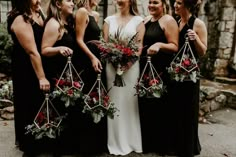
[167,36,200,83]
[33,93,62,128]
[83,74,117,123]
[135,56,164,98]
[25,93,64,139]
[53,56,84,107]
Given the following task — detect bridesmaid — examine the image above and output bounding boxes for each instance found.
[41,0,77,155]
[169,0,207,156]
[139,0,178,155]
[66,0,108,154]
[7,0,51,156]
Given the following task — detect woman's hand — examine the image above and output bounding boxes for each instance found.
[187,29,197,41]
[91,57,103,73]
[147,43,161,55]
[39,78,50,91]
[59,46,73,57]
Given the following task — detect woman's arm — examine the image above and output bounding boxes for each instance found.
[136,21,145,56]
[75,8,102,72]
[189,18,207,56]
[148,15,179,55]
[11,15,50,91]
[102,21,109,42]
[41,18,73,57]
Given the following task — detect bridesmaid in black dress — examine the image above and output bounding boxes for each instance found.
[68,0,108,154]
[138,0,178,154]
[170,0,207,156]
[7,0,51,155]
[41,0,77,155]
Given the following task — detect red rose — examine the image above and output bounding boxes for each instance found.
[73,82,81,88]
[183,59,191,66]
[67,89,73,95]
[175,67,180,73]
[149,78,159,86]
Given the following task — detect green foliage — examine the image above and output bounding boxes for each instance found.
[0,22,13,75]
[0,80,13,108]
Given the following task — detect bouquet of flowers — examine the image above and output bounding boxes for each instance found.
[167,36,200,83]
[25,93,64,139]
[52,56,84,107]
[89,28,141,87]
[135,56,164,98]
[83,74,118,123]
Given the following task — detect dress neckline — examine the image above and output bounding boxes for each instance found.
[115,15,135,30]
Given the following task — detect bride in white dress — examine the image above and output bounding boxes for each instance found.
[102,0,145,155]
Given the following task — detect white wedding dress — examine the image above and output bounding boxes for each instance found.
[104,15,143,155]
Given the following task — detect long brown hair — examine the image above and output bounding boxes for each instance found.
[46,0,64,33]
[129,0,139,16]
[161,0,171,15]
[7,0,34,33]
[45,0,74,33]
[183,0,198,16]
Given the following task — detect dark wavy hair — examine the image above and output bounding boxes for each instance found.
[183,0,199,16]
[7,0,34,33]
[129,0,139,16]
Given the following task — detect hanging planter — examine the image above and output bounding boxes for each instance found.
[83,74,118,123]
[135,56,164,98]
[25,93,64,139]
[52,56,84,107]
[167,36,200,83]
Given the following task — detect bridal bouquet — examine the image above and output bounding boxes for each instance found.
[89,29,140,87]
[167,37,200,83]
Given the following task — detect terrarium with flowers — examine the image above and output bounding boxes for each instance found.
[135,56,164,98]
[83,74,118,123]
[25,93,64,139]
[167,36,200,83]
[52,56,84,107]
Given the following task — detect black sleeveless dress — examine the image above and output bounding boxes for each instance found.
[139,19,175,154]
[64,15,108,154]
[43,24,82,154]
[8,15,56,154]
[169,16,201,157]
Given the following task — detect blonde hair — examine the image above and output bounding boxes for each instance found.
[76,0,88,8]
[46,0,64,33]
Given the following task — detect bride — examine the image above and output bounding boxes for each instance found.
[102,0,145,155]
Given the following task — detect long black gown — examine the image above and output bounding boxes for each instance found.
[139,19,175,154]
[168,16,201,157]
[64,15,108,154]
[8,14,56,154]
[43,23,79,155]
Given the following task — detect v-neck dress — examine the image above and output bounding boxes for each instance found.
[104,15,143,155]
[168,16,201,157]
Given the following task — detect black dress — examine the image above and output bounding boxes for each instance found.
[65,15,108,154]
[139,19,175,154]
[8,15,56,154]
[43,24,80,155]
[168,16,201,157]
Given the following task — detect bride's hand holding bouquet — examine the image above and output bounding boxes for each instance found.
[89,28,142,87]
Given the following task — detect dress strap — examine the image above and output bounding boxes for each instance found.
[187,16,196,29]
